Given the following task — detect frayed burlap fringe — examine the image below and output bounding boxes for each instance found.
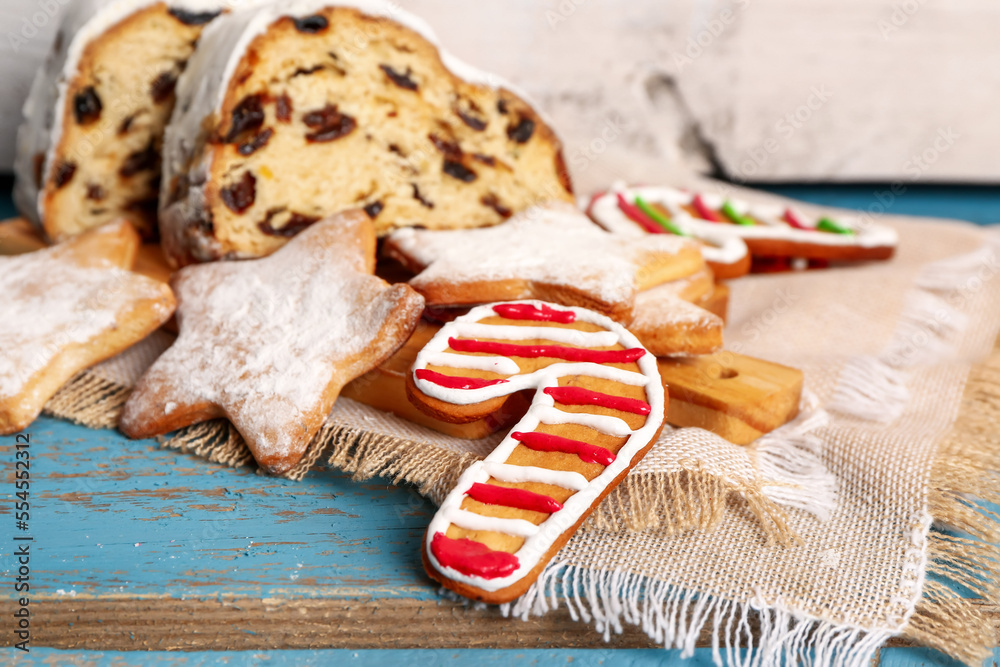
[160,419,256,470]
[586,402,833,546]
[829,238,996,423]
[42,371,131,429]
[502,565,892,667]
[159,418,480,500]
[50,365,806,543]
[585,465,797,546]
[902,342,1000,666]
[319,424,480,502]
[158,417,799,542]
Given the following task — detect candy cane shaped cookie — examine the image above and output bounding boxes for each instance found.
[408,300,666,603]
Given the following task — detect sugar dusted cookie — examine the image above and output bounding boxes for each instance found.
[120,210,425,474]
[0,220,176,434]
[408,300,666,603]
[0,218,47,255]
[628,286,723,357]
[384,202,704,323]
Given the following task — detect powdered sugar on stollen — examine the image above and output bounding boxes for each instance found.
[0,245,172,403]
[386,202,697,314]
[14,0,232,225]
[121,211,424,473]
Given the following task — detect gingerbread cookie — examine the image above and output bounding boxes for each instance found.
[638,265,729,322]
[645,265,715,304]
[119,210,425,474]
[628,286,723,357]
[0,220,176,434]
[0,218,47,256]
[588,184,897,269]
[342,321,526,439]
[0,217,175,287]
[384,201,704,323]
[408,300,666,603]
[587,187,751,279]
[697,282,730,323]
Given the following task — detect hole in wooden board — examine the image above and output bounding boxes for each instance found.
[707,364,739,380]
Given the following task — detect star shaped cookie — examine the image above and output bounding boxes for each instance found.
[628,284,723,356]
[383,202,704,323]
[119,210,425,474]
[0,220,176,434]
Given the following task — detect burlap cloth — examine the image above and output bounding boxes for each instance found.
[43,208,1000,666]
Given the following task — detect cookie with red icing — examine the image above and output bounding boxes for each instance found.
[119,209,425,474]
[407,300,666,603]
[588,183,897,270]
[0,220,176,434]
[587,185,751,279]
[384,201,705,323]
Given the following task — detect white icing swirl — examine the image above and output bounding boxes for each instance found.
[451,322,621,347]
[533,406,634,437]
[441,507,540,538]
[420,352,520,375]
[481,461,590,492]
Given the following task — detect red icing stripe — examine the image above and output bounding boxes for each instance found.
[512,431,616,466]
[692,194,724,222]
[783,208,811,230]
[415,369,508,390]
[430,532,520,579]
[448,338,646,364]
[492,303,576,324]
[544,386,651,416]
[616,193,664,234]
[465,482,563,514]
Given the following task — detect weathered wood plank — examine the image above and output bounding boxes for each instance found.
[2,596,997,652]
[1,417,438,601]
[1,417,998,654]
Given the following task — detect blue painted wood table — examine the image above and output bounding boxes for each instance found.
[1,182,998,666]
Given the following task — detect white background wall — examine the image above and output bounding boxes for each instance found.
[2,0,998,191]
